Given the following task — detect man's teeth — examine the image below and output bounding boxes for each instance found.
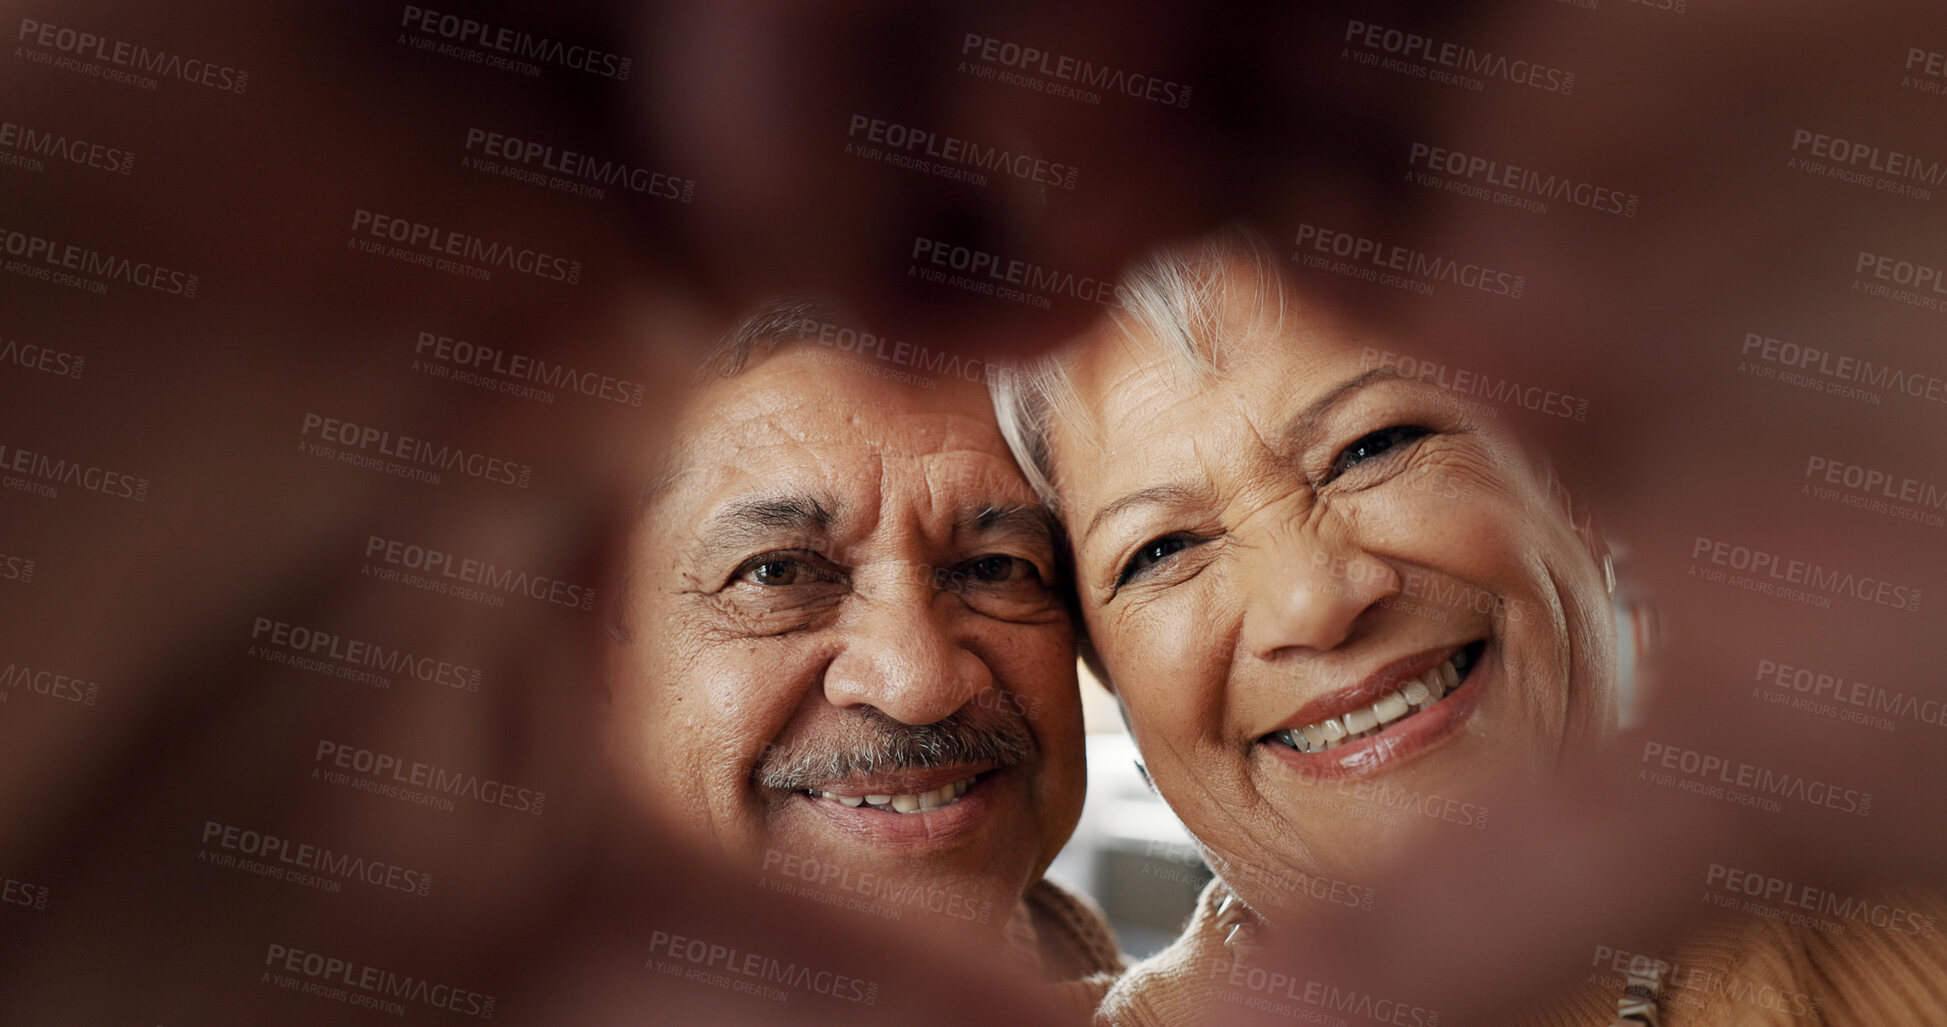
[811,776,976,814]
[1272,648,1470,754]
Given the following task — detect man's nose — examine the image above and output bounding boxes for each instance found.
[1239,520,1400,659]
[822,576,992,724]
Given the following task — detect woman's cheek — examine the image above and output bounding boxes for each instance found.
[1103,594,1177,673]
[1355,474,1533,590]
[1092,604,1163,706]
[1114,581,1233,724]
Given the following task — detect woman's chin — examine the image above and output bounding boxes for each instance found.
[1213,805,1468,923]
[1228,654,1520,902]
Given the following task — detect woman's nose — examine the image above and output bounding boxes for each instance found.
[820,578,993,724]
[1239,528,1401,659]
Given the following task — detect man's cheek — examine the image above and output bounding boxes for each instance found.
[984,625,1079,726]
[628,647,752,789]
[707,651,819,759]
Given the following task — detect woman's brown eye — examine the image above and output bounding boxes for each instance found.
[1118,534,1198,587]
[1327,424,1432,483]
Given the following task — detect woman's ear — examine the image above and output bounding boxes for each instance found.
[1578,509,1615,596]
[1545,459,1614,594]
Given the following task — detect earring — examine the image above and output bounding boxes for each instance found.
[1215,889,1260,951]
[1602,552,1616,596]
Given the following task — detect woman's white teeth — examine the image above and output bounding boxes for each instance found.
[1373,693,1411,724]
[813,777,975,814]
[1272,648,1471,753]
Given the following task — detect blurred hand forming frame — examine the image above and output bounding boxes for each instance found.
[3,0,1944,1023]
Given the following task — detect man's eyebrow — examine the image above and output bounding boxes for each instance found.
[698,494,837,555]
[958,503,1057,547]
[1078,367,1403,548]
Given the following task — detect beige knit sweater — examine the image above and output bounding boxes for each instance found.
[1008,877,1131,1023]
[1096,880,1947,1026]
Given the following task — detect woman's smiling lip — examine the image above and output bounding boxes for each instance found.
[1272,641,1479,731]
[1258,641,1489,781]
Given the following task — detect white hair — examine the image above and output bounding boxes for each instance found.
[989,226,1286,513]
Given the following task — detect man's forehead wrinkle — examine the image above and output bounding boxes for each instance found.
[668,358,1033,560]
[908,446,1037,493]
[860,407,1008,463]
[693,403,1001,462]
[868,448,1043,549]
[895,458,946,550]
[676,344,1008,462]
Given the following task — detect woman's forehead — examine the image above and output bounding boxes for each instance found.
[1062,311,1369,443]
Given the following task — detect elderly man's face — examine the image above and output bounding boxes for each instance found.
[607,345,1084,926]
[1046,271,1617,907]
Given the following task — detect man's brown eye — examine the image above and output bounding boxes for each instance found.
[740,557,806,586]
[966,554,1033,584]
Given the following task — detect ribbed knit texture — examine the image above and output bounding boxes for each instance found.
[1006,877,1130,1024]
[1097,881,1947,1026]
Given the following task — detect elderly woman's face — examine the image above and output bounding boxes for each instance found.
[1047,274,1618,908]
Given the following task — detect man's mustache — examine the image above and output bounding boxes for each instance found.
[754,706,1035,791]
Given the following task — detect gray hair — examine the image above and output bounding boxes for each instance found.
[989,225,1286,513]
[690,293,848,383]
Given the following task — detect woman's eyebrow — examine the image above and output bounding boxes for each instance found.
[1077,367,1405,548]
[1080,482,1203,548]
[1275,367,1404,451]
